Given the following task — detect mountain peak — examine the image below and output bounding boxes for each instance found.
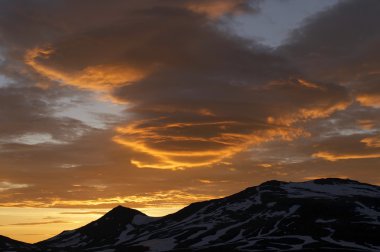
[37,205,153,248]
[113,204,126,210]
[104,205,146,219]
[312,177,361,185]
[258,179,287,187]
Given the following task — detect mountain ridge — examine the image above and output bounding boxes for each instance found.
[1,178,380,252]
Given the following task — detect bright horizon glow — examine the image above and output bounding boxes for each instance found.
[0,206,183,243]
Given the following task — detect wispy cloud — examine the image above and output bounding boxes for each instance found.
[1,220,70,227]
[0,181,30,192]
[59,211,107,215]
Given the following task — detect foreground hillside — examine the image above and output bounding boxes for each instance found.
[1,178,380,251]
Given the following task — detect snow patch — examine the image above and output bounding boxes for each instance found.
[225,199,253,211]
[355,202,380,224]
[116,224,135,244]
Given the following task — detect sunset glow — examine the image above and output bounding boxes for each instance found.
[1,0,380,244]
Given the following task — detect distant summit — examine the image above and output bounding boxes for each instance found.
[38,205,154,250]
[312,178,364,185]
[1,178,380,251]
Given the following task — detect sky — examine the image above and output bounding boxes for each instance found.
[0,0,380,243]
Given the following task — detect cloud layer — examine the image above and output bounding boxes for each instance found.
[0,0,379,213]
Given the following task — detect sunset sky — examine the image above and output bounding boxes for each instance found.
[1,0,380,243]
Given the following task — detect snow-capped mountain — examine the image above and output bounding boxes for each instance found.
[2,178,380,251]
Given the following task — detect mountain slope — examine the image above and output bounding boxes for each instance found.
[37,205,155,251]
[0,235,39,252]
[107,178,380,252]
[2,178,380,252]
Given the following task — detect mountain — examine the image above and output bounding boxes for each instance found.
[38,205,155,251]
[1,178,380,251]
[0,235,39,251]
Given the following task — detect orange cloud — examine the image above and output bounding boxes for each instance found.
[0,181,30,192]
[267,101,349,127]
[258,163,272,168]
[0,190,216,209]
[298,102,348,119]
[198,179,213,184]
[356,94,380,108]
[361,135,380,147]
[186,0,251,18]
[3,220,70,226]
[60,211,106,215]
[357,120,375,130]
[113,118,306,169]
[264,79,350,126]
[297,79,325,90]
[312,151,380,161]
[25,47,149,91]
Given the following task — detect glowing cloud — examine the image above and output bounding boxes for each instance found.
[113,118,306,169]
[186,0,252,18]
[357,94,380,108]
[0,181,30,192]
[267,101,349,127]
[312,151,380,161]
[357,120,375,130]
[297,79,324,90]
[361,135,380,148]
[0,190,216,209]
[25,47,149,91]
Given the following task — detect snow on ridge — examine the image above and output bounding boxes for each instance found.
[225,199,253,211]
[116,224,135,244]
[281,181,380,198]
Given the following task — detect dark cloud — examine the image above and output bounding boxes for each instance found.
[8,0,347,169]
[280,0,380,106]
[0,0,379,213]
[281,0,380,78]
[311,133,380,161]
